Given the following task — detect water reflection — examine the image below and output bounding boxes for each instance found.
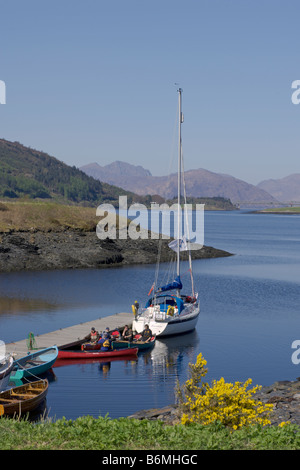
[151,330,200,382]
[0,296,61,316]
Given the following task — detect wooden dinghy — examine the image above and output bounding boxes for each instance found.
[57,347,138,360]
[0,379,48,417]
[10,346,58,380]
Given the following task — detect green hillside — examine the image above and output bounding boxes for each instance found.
[0,139,238,210]
[0,139,141,205]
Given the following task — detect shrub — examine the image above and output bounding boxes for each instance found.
[176,353,273,430]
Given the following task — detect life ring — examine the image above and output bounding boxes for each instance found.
[167,305,175,316]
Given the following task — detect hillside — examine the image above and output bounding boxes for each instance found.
[257,174,300,202]
[0,139,143,206]
[80,161,278,205]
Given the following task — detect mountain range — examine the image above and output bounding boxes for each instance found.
[0,138,298,206]
[80,161,281,205]
[257,174,300,202]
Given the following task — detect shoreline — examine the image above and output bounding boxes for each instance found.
[128,377,300,426]
[252,209,300,215]
[0,229,232,273]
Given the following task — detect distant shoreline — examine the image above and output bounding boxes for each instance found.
[253,208,300,215]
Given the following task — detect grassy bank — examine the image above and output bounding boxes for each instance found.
[0,200,99,232]
[259,206,300,214]
[0,415,300,450]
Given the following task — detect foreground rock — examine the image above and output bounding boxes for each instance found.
[128,378,300,426]
[0,230,232,273]
[254,378,300,426]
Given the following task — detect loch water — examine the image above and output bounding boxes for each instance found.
[0,210,299,420]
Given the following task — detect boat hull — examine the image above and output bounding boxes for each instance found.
[133,305,200,337]
[0,379,48,416]
[57,347,138,360]
[111,337,156,350]
[0,356,14,391]
[10,346,58,380]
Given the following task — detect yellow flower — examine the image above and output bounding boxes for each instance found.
[176,353,273,429]
[278,421,290,427]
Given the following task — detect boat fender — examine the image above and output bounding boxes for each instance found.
[167,306,175,316]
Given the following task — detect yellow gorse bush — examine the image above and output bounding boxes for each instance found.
[176,353,273,430]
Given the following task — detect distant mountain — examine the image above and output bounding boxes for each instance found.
[82,161,152,185]
[0,139,146,206]
[80,161,278,204]
[257,174,300,202]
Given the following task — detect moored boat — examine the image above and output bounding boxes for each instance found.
[57,347,138,360]
[10,346,58,380]
[111,335,156,351]
[53,354,138,368]
[0,379,48,417]
[132,88,200,337]
[0,355,14,391]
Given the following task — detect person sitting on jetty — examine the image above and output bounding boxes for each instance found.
[90,327,99,343]
[122,325,129,339]
[123,327,133,342]
[104,327,111,339]
[141,324,152,343]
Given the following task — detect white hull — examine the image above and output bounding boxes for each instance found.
[0,355,14,392]
[132,303,200,337]
[0,374,11,392]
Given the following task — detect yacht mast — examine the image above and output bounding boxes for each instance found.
[177,88,183,290]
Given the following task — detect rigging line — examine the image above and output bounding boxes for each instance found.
[154,238,162,296]
[181,147,195,297]
[165,104,180,197]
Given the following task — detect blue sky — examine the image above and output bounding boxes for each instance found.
[0,0,300,184]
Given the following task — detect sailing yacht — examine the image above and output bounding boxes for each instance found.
[132,88,200,337]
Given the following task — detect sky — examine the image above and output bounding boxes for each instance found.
[0,0,300,185]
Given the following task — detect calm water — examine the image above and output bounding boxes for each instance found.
[0,210,300,420]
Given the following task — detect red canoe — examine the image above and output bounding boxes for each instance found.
[57,347,138,360]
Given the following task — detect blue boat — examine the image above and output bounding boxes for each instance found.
[10,346,58,380]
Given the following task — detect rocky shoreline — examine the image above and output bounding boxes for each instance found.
[0,229,232,273]
[128,378,300,426]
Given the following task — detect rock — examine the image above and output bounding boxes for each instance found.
[128,405,180,425]
[0,230,232,273]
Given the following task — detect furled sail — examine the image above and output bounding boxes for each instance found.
[156,275,182,293]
